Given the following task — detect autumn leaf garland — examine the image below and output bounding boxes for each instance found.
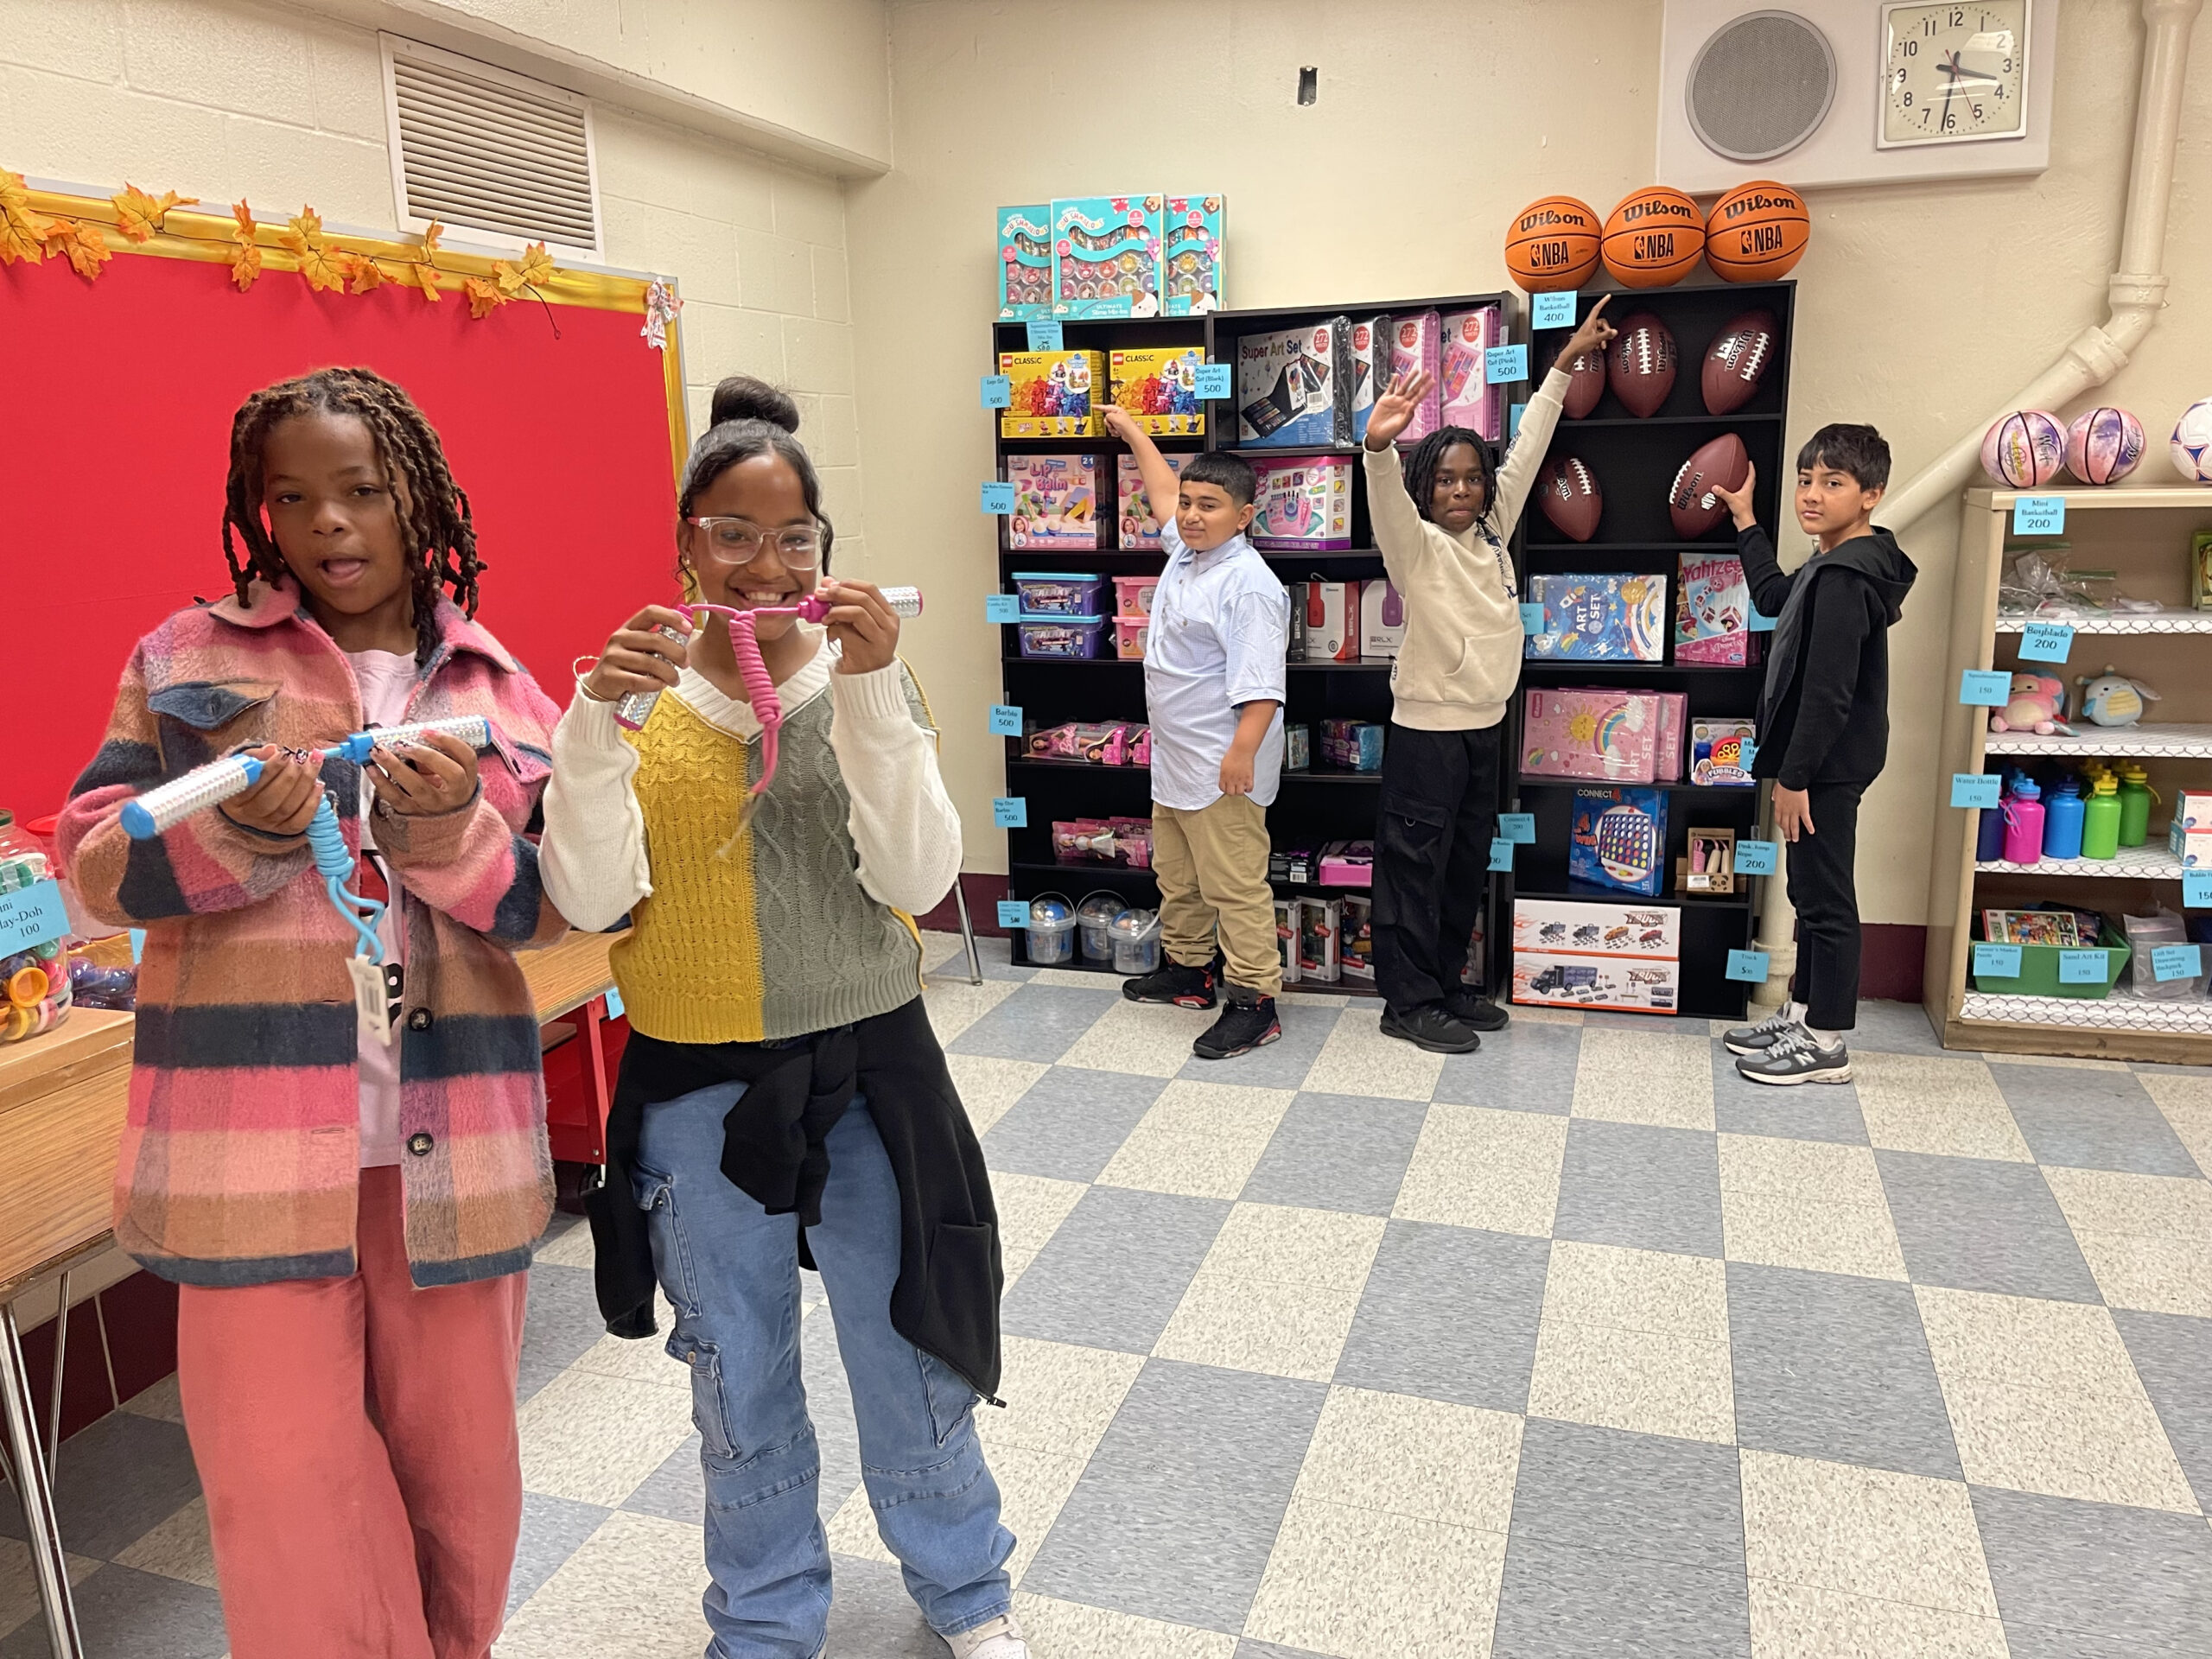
[2,166,556,318]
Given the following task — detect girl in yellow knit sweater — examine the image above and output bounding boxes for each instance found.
[540,379,1028,1659]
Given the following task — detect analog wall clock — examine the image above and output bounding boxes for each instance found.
[1879,2,2031,149]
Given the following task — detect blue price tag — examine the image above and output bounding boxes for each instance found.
[1960,669,2012,706]
[1735,840,1778,876]
[1520,602,1546,635]
[1531,290,1578,330]
[2184,871,2212,908]
[2057,949,2107,985]
[1509,402,1527,439]
[0,880,70,954]
[981,481,1016,515]
[2152,944,2204,982]
[985,593,1020,623]
[992,797,1027,829]
[2012,496,2066,536]
[1194,362,1231,399]
[1484,343,1529,385]
[604,984,626,1022]
[1489,838,1516,872]
[980,374,1012,409]
[1026,320,1063,350]
[2018,621,2074,663]
[1498,812,1536,843]
[1974,943,2024,978]
[988,704,1023,736]
[1952,772,2002,809]
[1746,606,1777,632]
[1726,949,1770,982]
[996,899,1030,929]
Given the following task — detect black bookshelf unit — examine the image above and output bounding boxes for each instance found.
[1510,277,1798,1020]
[991,296,1514,986]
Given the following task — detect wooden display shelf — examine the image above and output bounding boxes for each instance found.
[1924,486,2212,1061]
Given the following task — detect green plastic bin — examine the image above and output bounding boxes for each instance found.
[1970,925,2133,999]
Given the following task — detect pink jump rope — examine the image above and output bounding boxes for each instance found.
[613,587,924,816]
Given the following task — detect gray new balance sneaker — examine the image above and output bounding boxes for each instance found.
[1723,1005,1805,1058]
[1736,1027,1852,1086]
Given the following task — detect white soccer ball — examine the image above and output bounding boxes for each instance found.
[2172,398,2212,483]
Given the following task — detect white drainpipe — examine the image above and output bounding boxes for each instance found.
[1746,0,2202,1012]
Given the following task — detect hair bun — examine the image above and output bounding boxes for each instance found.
[709,376,800,433]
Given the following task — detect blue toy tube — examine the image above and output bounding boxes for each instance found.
[332,714,493,764]
[121,754,265,840]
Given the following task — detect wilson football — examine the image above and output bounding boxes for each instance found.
[1700,309,1779,416]
[1544,336,1606,419]
[1668,433,1750,538]
[1607,312,1676,418]
[1537,454,1603,542]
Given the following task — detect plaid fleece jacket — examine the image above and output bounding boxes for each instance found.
[57,582,567,1289]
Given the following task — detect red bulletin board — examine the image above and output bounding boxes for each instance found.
[0,190,690,818]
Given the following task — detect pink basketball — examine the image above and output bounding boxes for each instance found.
[1981,410,2067,487]
[2065,406,2145,484]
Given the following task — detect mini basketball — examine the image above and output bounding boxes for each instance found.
[1600,187,1705,289]
[1505,195,1602,293]
[2171,398,2212,483]
[1703,181,1810,281]
[1981,410,2067,487]
[2064,406,2145,485]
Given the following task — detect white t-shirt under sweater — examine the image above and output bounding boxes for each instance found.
[349,649,413,1168]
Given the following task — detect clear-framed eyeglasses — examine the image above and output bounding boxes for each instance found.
[684,517,823,570]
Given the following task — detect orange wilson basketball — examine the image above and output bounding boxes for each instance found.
[1504,195,1601,293]
[1600,187,1706,288]
[1704,180,1810,281]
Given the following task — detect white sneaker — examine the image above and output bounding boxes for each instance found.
[944,1612,1029,1659]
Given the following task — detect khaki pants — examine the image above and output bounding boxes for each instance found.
[1153,795,1281,995]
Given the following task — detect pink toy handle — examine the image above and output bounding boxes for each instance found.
[610,589,924,814]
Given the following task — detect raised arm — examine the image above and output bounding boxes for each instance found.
[1102,403,1182,530]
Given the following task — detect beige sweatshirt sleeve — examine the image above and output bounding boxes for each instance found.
[1485,365,1573,542]
[1362,442,1435,596]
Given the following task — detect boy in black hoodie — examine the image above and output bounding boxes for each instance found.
[1712,424,1917,1085]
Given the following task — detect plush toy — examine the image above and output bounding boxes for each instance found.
[1990,672,2073,735]
[2075,665,2159,727]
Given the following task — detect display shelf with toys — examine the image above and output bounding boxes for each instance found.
[1506,276,1800,1019]
[1925,486,2212,1063]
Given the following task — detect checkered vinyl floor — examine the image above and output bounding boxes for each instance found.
[6,931,2212,1657]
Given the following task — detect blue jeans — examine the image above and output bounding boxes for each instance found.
[634,1084,1014,1658]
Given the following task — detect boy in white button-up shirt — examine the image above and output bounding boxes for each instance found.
[1103,403,1289,1060]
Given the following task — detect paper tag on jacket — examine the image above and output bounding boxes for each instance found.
[348,955,393,1046]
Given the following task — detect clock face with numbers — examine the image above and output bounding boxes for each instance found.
[1880,2,2030,148]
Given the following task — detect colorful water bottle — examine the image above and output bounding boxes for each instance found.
[2042,775,2085,860]
[2000,776,2044,866]
[2081,773,2122,860]
[2118,765,2158,848]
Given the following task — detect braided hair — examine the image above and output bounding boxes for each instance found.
[1401,425,1497,530]
[221,366,483,663]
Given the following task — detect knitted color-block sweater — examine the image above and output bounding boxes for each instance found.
[56,582,568,1289]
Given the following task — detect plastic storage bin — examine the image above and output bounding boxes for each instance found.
[1011,572,1105,615]
[1017,616,1107,659]
[1113,575,1160,617]
[1115,617,1148,660]
[1077,891,1124,962]
[1023,893,1077,964]
[1969,924,2133,1000]
[1109,908,1161,975]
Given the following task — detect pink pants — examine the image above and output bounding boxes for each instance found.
[177,1166,529,1659]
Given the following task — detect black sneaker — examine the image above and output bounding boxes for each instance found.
[1723,1007,1804,1057]
[1735,1029,1852,1086]
[1379,1005,1483,1054]
[1123,959,1217,1009]
[1192,989,1281,1059]
[1445,991,1511,1033]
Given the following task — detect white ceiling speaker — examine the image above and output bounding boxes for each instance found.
[1658,1,2056,192]
[1685,10,1837,163]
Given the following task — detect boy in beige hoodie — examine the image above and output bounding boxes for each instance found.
[1362,298,1616,1052]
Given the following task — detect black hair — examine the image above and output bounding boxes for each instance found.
[1402,427,1497,527]
[1796,423,1891,491]
[1179,450,1257,509]
[222,366,482,664]
[679,376,834,572]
